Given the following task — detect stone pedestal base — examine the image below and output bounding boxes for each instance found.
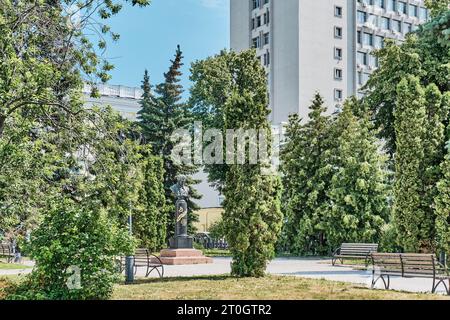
[154,249,213,265]
[169,236,193,249]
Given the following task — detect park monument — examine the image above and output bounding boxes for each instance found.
[157,175,213,265]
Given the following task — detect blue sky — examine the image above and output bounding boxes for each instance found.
[104,0,229,94]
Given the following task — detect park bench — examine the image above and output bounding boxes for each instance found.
[118,248,164,278]
[370,253,450,295]
[0,243,14,263]
[332,243,378,266]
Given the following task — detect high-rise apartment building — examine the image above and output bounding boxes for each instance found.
[230,0,429,125]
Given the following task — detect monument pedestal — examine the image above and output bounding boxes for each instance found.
[169,235,193,249]
[155,249,213,265]
[161,177,212,265]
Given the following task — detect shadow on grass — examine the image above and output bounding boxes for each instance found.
[126,274,235,286]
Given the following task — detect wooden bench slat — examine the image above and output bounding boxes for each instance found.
[332,243,378,267]
[370,252,450,295]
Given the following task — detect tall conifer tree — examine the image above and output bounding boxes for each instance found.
[222,51,283,277]
[393,76,429,252]
[281,93,333,255]
[138,46,200,239]
[324,99,389,249]
[435,138,450,254]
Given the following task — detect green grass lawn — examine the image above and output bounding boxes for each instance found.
[2,274,448,300]
[202,249,231,257]
[0,262,31,270]
[112,275,450,300]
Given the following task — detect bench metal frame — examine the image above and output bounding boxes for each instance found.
[332,243,379,267]
[118,249,164,278]
[370,253,450,295]
[0,243,14,263]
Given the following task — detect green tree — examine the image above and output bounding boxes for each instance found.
[0,0,153,300]
[81,108,167,251]
[11,198,134,300]
[219,50,282,277]
[0,0,150,139]
[393,76,429,252]
[189,50,269,192]
[208,218,227,240]
[422,85,449,246]
[435,138,450,253]
[138,46,200,238]
[425,0,450,16]
[323,99,390,250]
[7,106,153,299]
[280,93,333,255]
[0,0,151,237]
[363,37,424,156]
[136,153,168,250]
[278,113,305,253]
[363,10,450,156]
[223,89,283,277]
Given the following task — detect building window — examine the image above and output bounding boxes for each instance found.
[375,35,384,48]
[256,16,261,27]
[357,10,367,24]
[334,68,343,80]
[403,22,412,34]
[334,47,343,60]
[387,0,396,12]
[397,1,407,15]
[358,72,370,86]
[263,11,270,25]
[409,4,418,17]
[357,31,362,44]
[335,6,343,18]
[369,14,379,27]
[392,19,402,33]
[419,7,429,21]
[363,32,374,46]
[334,89,343,101]
[263,32,270,46]
[263,52,270,66]
[381,17,390,30]
[252,37,260,49]
[357,51,368,66]
[334,26,343,39]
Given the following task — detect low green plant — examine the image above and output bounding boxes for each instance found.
[8,198,134,300]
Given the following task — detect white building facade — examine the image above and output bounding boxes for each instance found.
[230,0,429,125]
[83,84,143,121]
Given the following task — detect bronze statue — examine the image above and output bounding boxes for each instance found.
[169,175,193,249]
[170,175,189,200]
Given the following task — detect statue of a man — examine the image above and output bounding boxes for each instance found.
[169,175,192,248]
[170,175,189,200]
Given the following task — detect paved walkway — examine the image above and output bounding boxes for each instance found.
[142,257,449,295]
[0,259,33,276]
[1,257,448,295]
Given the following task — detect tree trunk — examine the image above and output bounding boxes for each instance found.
[0,115,5,138]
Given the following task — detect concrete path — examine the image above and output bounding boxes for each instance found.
[0,259,33,276]
[1,257,448,295]
[138,257,449,295]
